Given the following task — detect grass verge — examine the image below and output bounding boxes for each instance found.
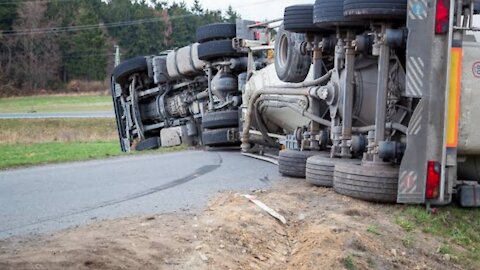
[0,118,187,170]
[395,206,480,269]
[0,142,187,170]
[0,95,112,113]
[0,119,118,145]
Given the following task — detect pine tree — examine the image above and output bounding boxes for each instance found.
[192,0,203,15]
[226,5,240,23]
[0,0,233,94]
[64,2,108,81]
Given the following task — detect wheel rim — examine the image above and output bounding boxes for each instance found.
[278,33,289,69]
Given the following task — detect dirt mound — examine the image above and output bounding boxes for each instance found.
[0,181,460,270]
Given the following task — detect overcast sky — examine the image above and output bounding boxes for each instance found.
[165,0,479,39]
[165,0,314,21]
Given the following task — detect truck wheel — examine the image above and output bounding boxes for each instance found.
[202,128,240,146]
[196,23,237,43]
[202,110,239,129]
[135,137,161,151]
[284,5,321,33]
[313,0,358,28]
[111,76,129,152]
[279,150,318,178]
[333,163,399,203]
[113,56,148,85]
[197,40,245,61]
[274,25,311,83]
[306,155,360,187]
[344,0,407,19]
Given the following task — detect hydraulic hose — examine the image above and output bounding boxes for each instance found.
[269,70,333,89]
[352,122,408,134]
[241,71,333,151]
[258,100,408,134]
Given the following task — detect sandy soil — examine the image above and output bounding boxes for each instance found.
[0,179,461,270]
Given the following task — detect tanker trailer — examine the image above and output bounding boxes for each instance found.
[240,0,480,207]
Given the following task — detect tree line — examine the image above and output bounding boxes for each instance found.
[0,0,239,96]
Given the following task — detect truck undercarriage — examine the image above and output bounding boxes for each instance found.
[111,0,480,207]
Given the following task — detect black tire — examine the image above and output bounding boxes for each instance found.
[110,76,129,152]
[113,56,148,85]
[313,0,358,28]
[196,23,237,43]
[274,25,311,83]
[197,40,245,61]
[279,150,319,178]
[202,110,239,129]
[344,0,407,19]
[284,5,320,33]
[306,155,360,187]
[333,163,399,203]
[202,128,239,146]
[135,137,161,151]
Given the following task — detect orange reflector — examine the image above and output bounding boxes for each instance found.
[446,47,462,148]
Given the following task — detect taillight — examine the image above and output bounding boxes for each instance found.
[435,0,450,34]
[426,161,441,199]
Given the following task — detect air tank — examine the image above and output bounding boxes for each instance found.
[166,43,205,79]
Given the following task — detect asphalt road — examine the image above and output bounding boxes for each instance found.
[0,150,279,239]
[0,111,114,119]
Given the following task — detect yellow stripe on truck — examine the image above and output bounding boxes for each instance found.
[447,47,462,148]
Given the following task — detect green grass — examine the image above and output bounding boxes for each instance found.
[343,255,357,270]
[0,142,122,169]
[0,142,187,170]
[401,233,415,248]
[394,215,416,233]
[0,119,118,145]
[366,225,382,236]
[438,244,453,255]
[0,117,187,169]
[395,206,480,269]
[0,95,112,113]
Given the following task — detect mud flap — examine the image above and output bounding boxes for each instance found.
[457,185,480,207]
[398,99,429,203]
[398,0,451,204]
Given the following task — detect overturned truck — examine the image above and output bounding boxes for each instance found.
[111,0,480,207]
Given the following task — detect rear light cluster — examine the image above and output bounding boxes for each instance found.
[435,0,450,34]
[426,161,441,199]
